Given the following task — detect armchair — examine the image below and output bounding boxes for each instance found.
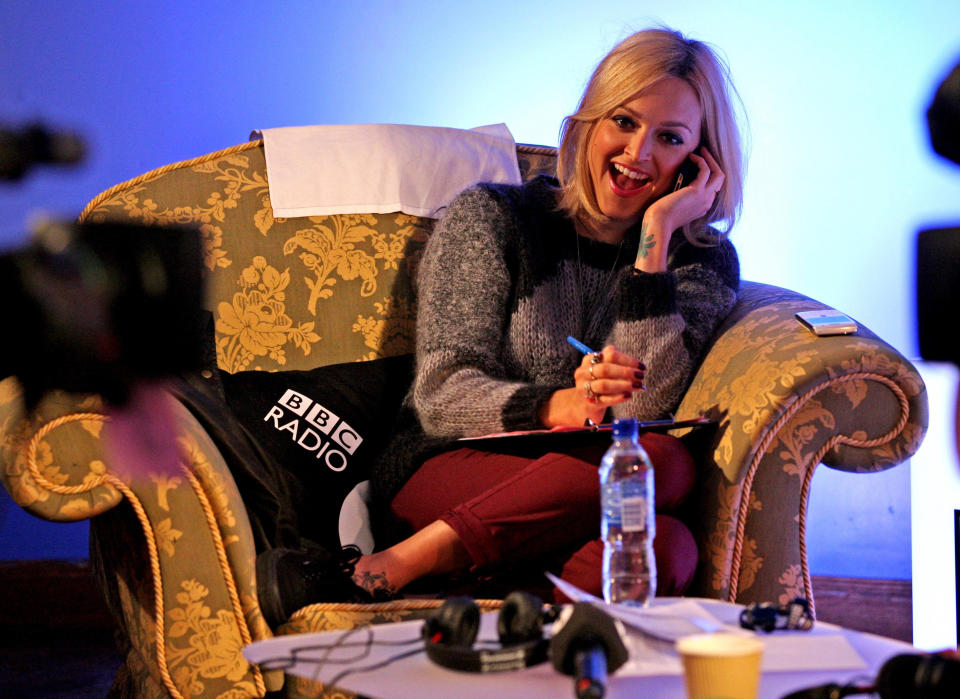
[0,136,927,698]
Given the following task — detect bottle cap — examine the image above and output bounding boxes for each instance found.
[611,417,638,439]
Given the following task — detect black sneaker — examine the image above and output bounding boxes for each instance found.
[256,544,376,627]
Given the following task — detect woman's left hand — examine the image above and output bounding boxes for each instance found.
[574,345,646,407]
[635,148,725,272]
[538,345,646,428]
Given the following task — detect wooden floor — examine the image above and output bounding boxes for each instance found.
[811,575,914,643]
[0,561,915,697]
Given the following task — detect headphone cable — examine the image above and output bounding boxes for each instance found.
[326,646,427,688]
[253,624,421,674]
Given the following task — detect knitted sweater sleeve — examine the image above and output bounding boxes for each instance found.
[412,185,559,438]
[609,238,740,421]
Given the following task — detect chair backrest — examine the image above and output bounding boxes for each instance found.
[79,139,557,373]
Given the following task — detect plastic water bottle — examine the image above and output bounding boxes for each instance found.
[600,417,656,605]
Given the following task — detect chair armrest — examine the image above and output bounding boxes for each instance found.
[675,281,928,609]
[0,377,279,697]
[1,378,122,520]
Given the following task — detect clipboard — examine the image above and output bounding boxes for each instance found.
[455,416,714,450]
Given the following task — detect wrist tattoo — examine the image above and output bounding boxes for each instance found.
[638,226,656,260]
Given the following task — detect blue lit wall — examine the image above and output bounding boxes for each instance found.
[2,1,958,577]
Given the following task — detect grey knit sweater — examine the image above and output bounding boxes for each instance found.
[371,175,739,505]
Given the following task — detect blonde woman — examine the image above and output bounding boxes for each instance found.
[258,26,747,626]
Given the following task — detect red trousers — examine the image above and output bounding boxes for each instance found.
[389,433,698,603]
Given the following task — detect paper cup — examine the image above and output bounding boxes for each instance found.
[675,633,764,699]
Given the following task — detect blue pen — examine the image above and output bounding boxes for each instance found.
[566,336,596,355]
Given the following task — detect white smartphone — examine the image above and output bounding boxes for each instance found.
[795,310,858,336]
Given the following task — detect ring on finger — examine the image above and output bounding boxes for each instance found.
[590,351,603,365]
[589,362,598,380]
[584,380,597,401]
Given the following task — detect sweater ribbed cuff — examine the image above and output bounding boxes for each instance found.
[501,383,565,432]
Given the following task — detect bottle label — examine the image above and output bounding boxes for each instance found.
[620,479,648,533]
[621,495,648,532]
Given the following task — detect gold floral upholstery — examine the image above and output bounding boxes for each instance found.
[78,140,429,371]
[0,139,927,698]
[1,380,275,697]
[675,283,927,605]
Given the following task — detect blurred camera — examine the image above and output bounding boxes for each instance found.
[0,220,205,408]
[0,123,85,182]
[917,57,960,366]
[1,121,204,407]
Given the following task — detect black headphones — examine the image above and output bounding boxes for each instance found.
[739,597,814,633]
[422,591,557,673]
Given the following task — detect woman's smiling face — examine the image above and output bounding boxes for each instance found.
[586,77,702,238]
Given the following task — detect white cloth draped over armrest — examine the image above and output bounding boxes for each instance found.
[258,123,522,219]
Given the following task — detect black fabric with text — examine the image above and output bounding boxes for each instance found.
[220,354,413,552]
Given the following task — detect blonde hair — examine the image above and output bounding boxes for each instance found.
[557,27,746,244]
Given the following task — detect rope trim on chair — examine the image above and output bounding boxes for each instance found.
[727,372,911,608]
[517,143,557,157]
[79,140,557,224]
[108,476,183,699]
[290,597,504,622]
[24,412,267,699]
[25,412,114,494]
[77,141,262,222]
[794,421,907,619]
[25,412,183,699]
[183,468,267,697]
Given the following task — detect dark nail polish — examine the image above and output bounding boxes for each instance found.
[634,370,645,380]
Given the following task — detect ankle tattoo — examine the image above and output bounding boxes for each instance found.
[354,570,397,598]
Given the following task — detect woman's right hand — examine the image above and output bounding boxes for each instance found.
[538,345,646,427]
[635,147,726,274]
